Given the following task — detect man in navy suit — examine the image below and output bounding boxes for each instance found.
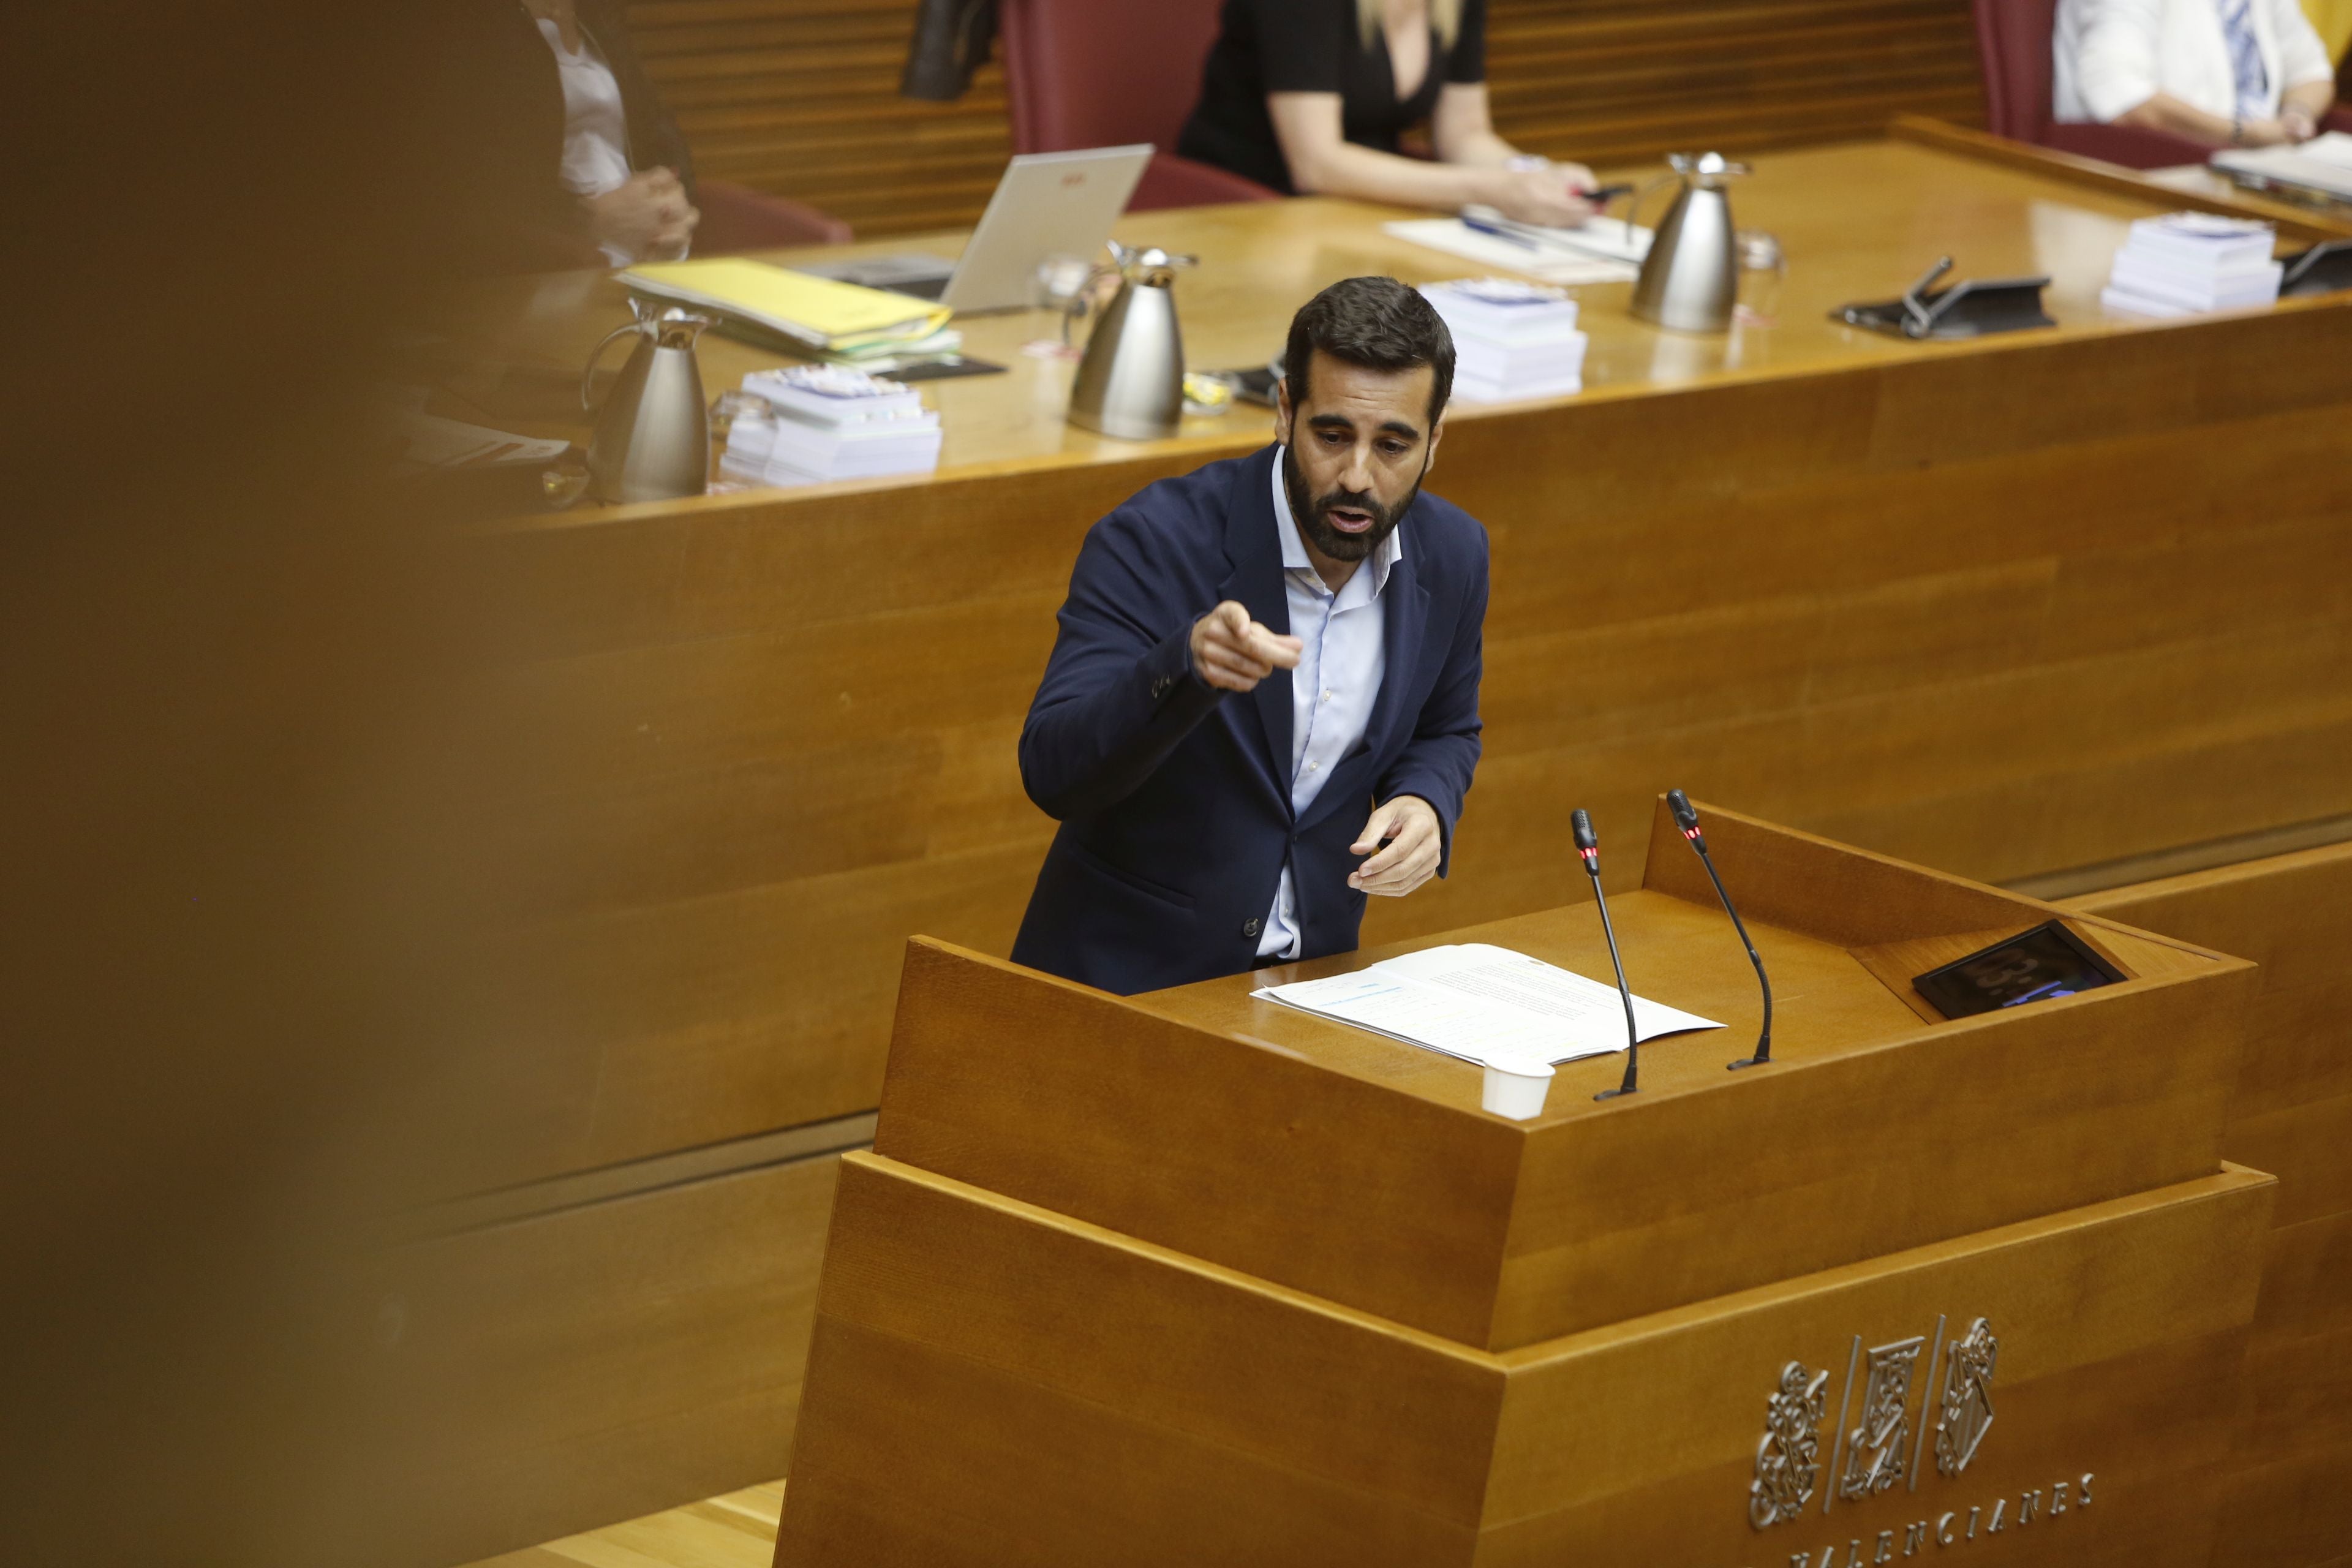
[1012,276,1488,994]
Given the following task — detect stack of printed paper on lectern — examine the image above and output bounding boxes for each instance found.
[2100,213,2282,318]
[721,365,942,486]
[1418,277,1589,403]
[1252,942,1721,1071]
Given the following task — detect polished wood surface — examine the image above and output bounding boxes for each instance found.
[626,0,1994,238]
[2068,840,2352,1568]
[447,134,2352,1197]
[1896,117,2352,236]
[777,1153,2271,1565]
[873,803,2252,1348]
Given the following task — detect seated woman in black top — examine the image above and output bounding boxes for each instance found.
[1178,0,1597,227]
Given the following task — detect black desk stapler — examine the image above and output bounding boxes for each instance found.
[2281,238,2352,297]
[1837,256,2056,341]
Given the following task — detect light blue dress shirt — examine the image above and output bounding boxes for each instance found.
[1257,451,1403,961]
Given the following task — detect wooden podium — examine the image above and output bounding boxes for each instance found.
[773,804,2274,1567]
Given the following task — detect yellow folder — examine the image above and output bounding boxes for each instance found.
[619,258,952,352]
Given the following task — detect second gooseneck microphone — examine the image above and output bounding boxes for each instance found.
[1666,789,1774,1070]
[1574,809,1642,1101]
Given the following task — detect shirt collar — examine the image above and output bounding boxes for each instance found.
[1269,445,1403,597]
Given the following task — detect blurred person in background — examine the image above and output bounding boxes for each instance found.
[2055,0,2339,146]
[469,0,701,268]
[1177,0,1603,226]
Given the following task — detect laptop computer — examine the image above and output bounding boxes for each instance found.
[802,144,1153,313]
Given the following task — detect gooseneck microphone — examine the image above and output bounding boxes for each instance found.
[1666,789,1774,1071]
[1575,809,1643,1101]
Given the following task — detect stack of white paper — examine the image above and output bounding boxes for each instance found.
[2100,213,2282,318]
[1251,941,1722,1072]
[720,364,942,486]
[1419,277,1589,403]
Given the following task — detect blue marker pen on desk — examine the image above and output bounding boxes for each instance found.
[1461,214,1541,250]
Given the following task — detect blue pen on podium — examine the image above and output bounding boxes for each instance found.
[1574,809,1644,1101]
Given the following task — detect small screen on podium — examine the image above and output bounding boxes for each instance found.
[1912,919,2128,1020]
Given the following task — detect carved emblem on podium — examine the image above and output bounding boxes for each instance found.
[1749,1360,1830,1528]
[1837,1336,1924,1501]
[1934,1317,1999,1477]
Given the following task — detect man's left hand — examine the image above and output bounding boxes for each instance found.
[1349,795,1443,897]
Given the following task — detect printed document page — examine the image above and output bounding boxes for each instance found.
[1252,943,1722,1069]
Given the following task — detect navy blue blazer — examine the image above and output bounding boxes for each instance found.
[1011,445,1488,995]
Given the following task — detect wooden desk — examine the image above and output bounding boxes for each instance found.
[448,126,2352,1193]
[436,121,2352,489]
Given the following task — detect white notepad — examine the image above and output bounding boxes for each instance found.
[1385,217,1648,286]
[1252,942,1722,1070]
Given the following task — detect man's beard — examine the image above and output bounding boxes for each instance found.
[1281,439,1423,564]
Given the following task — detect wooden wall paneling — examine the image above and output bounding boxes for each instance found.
[1487,0,1986,165]
[627,0,1013,237]
[2065,841,2352,1568]
[385,1148,845,1567]
[2066,842,2352,1205]
[625,0,1994,238]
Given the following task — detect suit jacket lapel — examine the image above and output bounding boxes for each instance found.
[1219,446,1292,785]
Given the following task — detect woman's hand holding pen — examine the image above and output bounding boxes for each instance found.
[1473,158,1600,227]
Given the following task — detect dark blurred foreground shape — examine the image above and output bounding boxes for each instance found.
[0,5,561,1564]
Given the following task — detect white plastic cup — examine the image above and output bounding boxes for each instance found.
[1481,1057,1555,1120]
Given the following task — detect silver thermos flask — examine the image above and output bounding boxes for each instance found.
[1629,152,1753,334]
[581,300,716,503]
[1068,241,1197,441]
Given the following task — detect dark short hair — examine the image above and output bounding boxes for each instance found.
[1282,276,1455,428]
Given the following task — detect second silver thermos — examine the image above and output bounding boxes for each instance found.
[1068,241,1197,441]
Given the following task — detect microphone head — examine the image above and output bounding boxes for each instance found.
[1667,789,1699,831]
[1571,809,1597,854]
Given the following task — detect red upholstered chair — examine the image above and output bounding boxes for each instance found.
[997,0,1283,210]
[1974,0,2215,167]
[693,179,854,253]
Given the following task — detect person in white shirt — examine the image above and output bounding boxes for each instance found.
[2054,0,2339,147]
[521,0,697,264]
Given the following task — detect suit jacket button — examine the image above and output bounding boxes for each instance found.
[1242,917,1262,938]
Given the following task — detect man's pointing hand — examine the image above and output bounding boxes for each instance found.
[1188,601,1302,693]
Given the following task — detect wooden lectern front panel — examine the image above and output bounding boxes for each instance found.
[873,800,2256,1348]
[775,1155,2273,1567]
